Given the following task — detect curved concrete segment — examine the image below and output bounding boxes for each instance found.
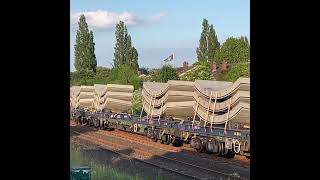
[142,77,250,126]
[91,84,133,112]
[142,89,249,112]
[143,100,249,126]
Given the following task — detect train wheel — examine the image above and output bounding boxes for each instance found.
[226,149,235,158]
[193,138,203,152]
[99,122,105,130]
[164,135,171,145]
[171,136,179,147]
[218,142,224,156]
[151,135,158,142]
[161,134,167,144]
[147,129,152,138]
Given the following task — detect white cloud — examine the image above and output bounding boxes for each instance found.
[146,12,167,22]
[71,10,166,31]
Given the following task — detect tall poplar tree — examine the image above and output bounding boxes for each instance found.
[74,14,97,73]
[113,21,139,72]
[196,18,220,63]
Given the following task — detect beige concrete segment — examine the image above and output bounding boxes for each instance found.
[80,86,94,92]
[91,84,134,112]
[142,89,249,112]
[99,98,132,112]
[94,84,108,97]
[106,84,134,93]
[143,100,249,126]
[194,77,249,99]
[100,92,133,101]
[142,78,250,126]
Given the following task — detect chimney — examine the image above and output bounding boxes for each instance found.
[182,61,189,70]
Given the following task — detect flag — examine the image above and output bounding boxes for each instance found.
[164,53,174,62]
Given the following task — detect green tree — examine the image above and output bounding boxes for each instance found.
[113,21,139,72]
[131,47,139,71]
[208,25,220,62]
[197,19,220,62]
[214,36,250,64]
[107,64,142,90]
[74,15,97,73]
[129,89,145,115]
[216,62,250,82]
[156,64,179,82]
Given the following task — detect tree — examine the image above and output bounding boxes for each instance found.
[197,19,220,62]
[74,14,97,73]
[216,62,250,82]
[214,36,250,64]
[207,25,220,62]
[113,21,139,72]
[107,64,142,90]
[131,47,139,71]
[156,64,179,82]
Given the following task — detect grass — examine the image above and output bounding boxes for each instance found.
[70,146,165,180]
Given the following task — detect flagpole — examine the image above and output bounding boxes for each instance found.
[173,53,175,67]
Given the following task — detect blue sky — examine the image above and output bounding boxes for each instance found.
[70,0,250,71]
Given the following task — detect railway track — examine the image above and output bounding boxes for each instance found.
[71,120,249,167]
[70,124,249,180]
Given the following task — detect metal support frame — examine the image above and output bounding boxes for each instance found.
[139,100,145,121]
[192,96,200,129]
[204,91,213,128]
[210,92,218,132]
[147,92,153,120]
[158,98,164,125]
[224,97,233,134]
[150,94,156,121]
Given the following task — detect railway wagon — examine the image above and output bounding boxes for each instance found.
[70,78,250,158]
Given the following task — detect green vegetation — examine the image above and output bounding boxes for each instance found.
[114,21,139,71]
[129,89,146,116]
[180,62,215,81]
[196,18,220,63]
[70,147,165,180]
[70,67,111,86]
[215,62,250,82]
[214,36,250,64]
[107,64,142,90]
[74,15,97,74]
[71,16,249,88]
[151,64,179,83]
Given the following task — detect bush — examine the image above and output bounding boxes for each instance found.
[107,64,142,90]
[216,63,249,82]
[152,64,179,82]
[128,89,147,116]
[180,64,215,81]
[214,36,250,64]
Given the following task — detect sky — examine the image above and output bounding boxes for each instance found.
[70,0,250,72]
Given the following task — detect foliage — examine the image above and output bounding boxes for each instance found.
[107,64,142,90]
[74,14,97,73]
[196,18,220,62]
[180,64,215,81]
[129,89,146,116]
[113,21,139,72]
[215,63,250,82]
[214,36,250,64]
[70,67,111,86]
[152,65,179,83]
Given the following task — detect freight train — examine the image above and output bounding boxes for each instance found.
[70,78,250,158]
